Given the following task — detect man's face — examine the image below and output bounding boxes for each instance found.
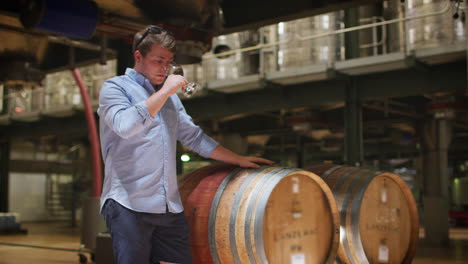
[135,43,174,86]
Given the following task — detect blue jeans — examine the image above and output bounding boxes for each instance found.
[102,199,193,264]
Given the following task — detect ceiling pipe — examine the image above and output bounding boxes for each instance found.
[0,23,116,55]
[20,0,99,40]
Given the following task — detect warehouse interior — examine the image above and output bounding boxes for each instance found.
[0,0,467,263]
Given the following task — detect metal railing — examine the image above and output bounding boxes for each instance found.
[202,0,457,81]
[207,1,452,59]
[359,16,387,56]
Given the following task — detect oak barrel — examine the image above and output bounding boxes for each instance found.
[306,165,419,264]
[179,164,340,264]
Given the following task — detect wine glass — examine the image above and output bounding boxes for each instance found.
[167,63,198,98]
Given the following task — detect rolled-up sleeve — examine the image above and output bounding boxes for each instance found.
[98,79,153,139]
[176,101,218,158]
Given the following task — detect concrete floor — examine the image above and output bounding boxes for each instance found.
[0,222,84,264]
[0,222,467,264]
[413,228,468,264]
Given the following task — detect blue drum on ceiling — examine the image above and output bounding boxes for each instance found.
[20,0,99,40]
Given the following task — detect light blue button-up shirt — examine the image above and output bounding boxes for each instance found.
[98,68,218,214]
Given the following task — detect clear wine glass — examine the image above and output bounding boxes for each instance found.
[167,63,198,98]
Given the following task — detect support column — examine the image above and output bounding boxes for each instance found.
[344,7,360,59]
[344,78,363,166]
[0,84,5,115]
[344,7,363,167]
[296,135,304,168]
[0,138,10,212]
[421,112,453,246]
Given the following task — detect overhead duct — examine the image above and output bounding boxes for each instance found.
[20,0,99,40]
[0,14,49,65]
[164,24,214,64]
[134,0,220,28]
[0,51,44,84]
[0,51,45,120]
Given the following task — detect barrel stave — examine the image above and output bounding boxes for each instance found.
[233,167,284,264]
[181,164,236,263]
[214,168,263,263]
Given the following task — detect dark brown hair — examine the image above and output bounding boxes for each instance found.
[132,25,176,56]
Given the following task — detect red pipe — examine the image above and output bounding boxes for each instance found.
[71,68,102,197]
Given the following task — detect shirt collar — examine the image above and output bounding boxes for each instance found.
[125,68,157,94]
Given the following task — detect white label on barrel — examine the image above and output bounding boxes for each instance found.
[381,188,387,204]
[378,245,389,263]
[293,212,302,219]
[291,253,305,264]
[292,177,299,193]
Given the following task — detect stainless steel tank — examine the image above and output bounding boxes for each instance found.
[31,86,44,112]
[405,0,466,50]
[8,85,32,114]
[44,71,79,109]
[44,60,116,109]
[382,0,406,53]
[6,84,43,114]
[80,59,117,101]
[362,0,465,55]
[203,29,260,81]
[181,63,204,85]
[264,11,345,71]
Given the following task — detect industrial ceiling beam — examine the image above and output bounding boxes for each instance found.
[220,0,376,33]
[9,159,78,174]
[2,115,88,138]
[185,79,346,119]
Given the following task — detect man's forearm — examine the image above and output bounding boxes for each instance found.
[146,89,170,117]
[210,145,242,165]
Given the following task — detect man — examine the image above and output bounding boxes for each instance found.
[98,25,273,264]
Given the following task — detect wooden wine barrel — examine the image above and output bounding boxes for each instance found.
[179,164,340,264]
[306,165,419,264]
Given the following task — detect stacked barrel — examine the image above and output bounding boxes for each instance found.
[307,165,419,264]
[179,164,340,264]
[179,164,418,264]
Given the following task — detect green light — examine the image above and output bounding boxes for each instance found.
[181,154,191,162]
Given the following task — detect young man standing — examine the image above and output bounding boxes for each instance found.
[98,25,273,264]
